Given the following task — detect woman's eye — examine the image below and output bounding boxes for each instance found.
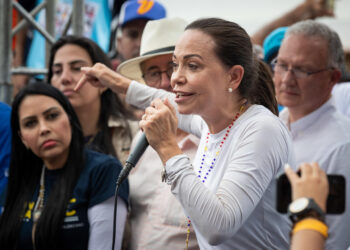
[47,112,59,120]
[188,63,198,70]
[172,62,178,70]
[72,67,82,72]
[52,69,62,75]
[24,120,36,128]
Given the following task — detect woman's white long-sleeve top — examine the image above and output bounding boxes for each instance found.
[126,81,295,250]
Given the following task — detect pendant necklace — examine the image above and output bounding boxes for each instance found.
[185,107,244,250]
[33,166,45,222]
[32,165,45,246]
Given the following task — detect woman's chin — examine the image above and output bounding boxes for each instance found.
[178,106,194,115]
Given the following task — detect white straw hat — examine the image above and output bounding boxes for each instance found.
[117,17,188,82]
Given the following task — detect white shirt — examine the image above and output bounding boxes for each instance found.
[280,97,350,250]
[128,132,200,250]
[88,197,127,250]
[126,81,295,250]
[332,82,350,118]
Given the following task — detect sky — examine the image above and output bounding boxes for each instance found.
[157,0,350,50]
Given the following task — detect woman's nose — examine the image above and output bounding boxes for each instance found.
[39,120,50,135]
[170,68,185,89]
[60,68,74,85]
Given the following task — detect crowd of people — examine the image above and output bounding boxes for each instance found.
[1,0,349,249]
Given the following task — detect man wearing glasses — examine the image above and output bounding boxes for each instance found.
[273,20,350,250]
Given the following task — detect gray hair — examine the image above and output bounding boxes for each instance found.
[286,20,344,69]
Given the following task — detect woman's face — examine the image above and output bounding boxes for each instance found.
[171,29,233,119]
[19,95,72,169]
[50,44,101,110]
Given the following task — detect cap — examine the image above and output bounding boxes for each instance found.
[263,26,288,63]
[119,0,166,28]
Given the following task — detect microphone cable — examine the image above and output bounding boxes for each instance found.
[111,162,133,250]
[111,183,120,250]
[111,133,148,250]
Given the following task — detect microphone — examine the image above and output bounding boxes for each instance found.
[116,133,149,186]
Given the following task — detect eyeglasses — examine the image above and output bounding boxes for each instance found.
[271,59,332,79]
[142,68,173,84]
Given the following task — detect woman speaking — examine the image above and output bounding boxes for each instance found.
[76,18,295,249]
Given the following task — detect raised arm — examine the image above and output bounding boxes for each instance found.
[251,0,334,46]
[76,64,204,138]
[74,63,132,94]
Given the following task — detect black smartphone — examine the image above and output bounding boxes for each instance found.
[276,173,346,214]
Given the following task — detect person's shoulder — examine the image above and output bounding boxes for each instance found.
[332,111,350,136]
[80,149,123,190]
[81,149,128,205]
[325,98,350,125]
[0,102,11,114]
[234,105,293,162]
[332,82,350,104]
[108,116,139,136]
[332,82,350,93]
[242,105,284,126]
[238,105,290,138]
[332,83,350,118]
[84,149,122,171]
[334,109,350,122]
[0,102,11,132]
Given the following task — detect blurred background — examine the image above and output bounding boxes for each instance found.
[1,0,349,104]
[158,0,350,50]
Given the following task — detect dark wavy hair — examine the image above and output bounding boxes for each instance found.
[47,35,133,156]
[186,18,278,115]
[0,82,85,250]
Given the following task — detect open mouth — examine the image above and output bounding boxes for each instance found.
[175,92,195,103]
[176,92,193,98]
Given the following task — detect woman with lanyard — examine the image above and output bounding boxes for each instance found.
[76,18,295,249]
[0,83,128,250]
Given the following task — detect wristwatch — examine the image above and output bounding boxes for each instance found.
[288,197,325,223]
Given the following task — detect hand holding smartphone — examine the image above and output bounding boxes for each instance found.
[276,163,345,214]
